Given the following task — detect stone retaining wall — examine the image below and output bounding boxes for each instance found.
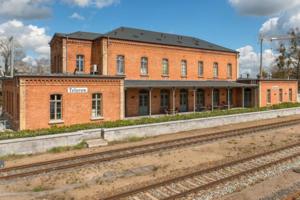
[1,107,300,156]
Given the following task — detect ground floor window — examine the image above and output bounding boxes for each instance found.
[267,89,271,104]
[213,89,219,106]
[289,88,293,101]
[196,89,205,107]
[92,93,102,118]
[50,94,62,120]
[279,88,283,102]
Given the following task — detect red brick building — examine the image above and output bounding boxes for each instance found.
[2,27,298,130]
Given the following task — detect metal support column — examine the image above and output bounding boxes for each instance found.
[172,88,176,115]
[149,88,152,116]
[242,87,245,108]
[227,88,230,110]
[193,88,196,112]
[211,88,214,112]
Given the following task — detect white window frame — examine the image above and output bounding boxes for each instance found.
[198,61,204,77]
[181,60,187,77]
[76,55,84,72]
[50,94,62,121]
[117,55,125,75]
[162,58,169,76]
[140,57,148,75]
[227,63,232,79]
[92,93,102,118]
[213,62,218,78]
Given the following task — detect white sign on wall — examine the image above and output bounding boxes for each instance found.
[67,87,88,94]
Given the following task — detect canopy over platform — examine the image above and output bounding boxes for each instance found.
[124,80,257,89]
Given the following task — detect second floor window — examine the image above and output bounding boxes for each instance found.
[50,94,62,121]
[76,55,84,72]
[213,62,218,78]
[198,61,204,77]
[181,60,187,77]
[267,89,271,104]
[117,55,125,75]
[141,57,148,75]
[162,58,169,75]
[227,63,232,78]
[92,93,102,118]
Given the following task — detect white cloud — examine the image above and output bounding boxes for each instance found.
[0,0,51,20]
[70,12,85,20]
[259,7,300,35]
[0,20,51,58]
[229,0,300,16]
[22,56,37,66]
[65,0,119,8]
[237,45,276,77]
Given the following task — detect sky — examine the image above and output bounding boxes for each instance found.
[0,0,299,76]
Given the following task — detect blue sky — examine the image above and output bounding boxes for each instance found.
[0,0,299,76]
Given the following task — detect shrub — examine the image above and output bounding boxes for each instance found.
[0,102,299,141]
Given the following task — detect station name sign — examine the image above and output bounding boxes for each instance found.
[67,87,88,93]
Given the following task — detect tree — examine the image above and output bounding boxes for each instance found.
[0,37,25,76]
[272,29,300,79]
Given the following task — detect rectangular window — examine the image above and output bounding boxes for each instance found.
[227,63,232,78]
[289,88,293,101]
[76,55,84,72]
[50,94,62,120]
[267,89,271,104]
[198,61,204,77]
[213,62,218,78]
[92,93,102,118]
[181,60,187,77]
[162,58,169,75]
[140,57,148,75]
[117,55,125,75]
[279,89,283,103]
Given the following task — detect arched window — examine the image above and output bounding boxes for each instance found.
[213,62,218,78]
[116,55,125,75]
[141,57,148,75]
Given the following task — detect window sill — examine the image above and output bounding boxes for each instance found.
[181,76,187,78]
[49,120,64,125]
[90,116,104,121]
[161,74,169,77]
[140,74,149,77]
[198,76,204,78]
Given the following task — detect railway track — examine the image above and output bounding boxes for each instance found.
[0,118,300,181]
[102,142,300,200]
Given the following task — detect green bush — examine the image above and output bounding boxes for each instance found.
[0,102,299,141]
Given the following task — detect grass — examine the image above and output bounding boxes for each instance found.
[0,102,300,141]
[47,141,88,153]
[32,186,46,192]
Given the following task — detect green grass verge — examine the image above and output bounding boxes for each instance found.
[0,102,299,141]
[47,141,88,153]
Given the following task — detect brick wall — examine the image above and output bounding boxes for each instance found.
[3,76,123,130]
[260,80,298,107]
[107,39,238,80]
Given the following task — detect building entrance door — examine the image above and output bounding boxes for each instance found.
[139,90,149,115]
[180,89,188,112]
[244,88,252,107]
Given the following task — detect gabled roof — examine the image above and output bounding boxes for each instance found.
[104,27,237,53]
[52,27,237,53]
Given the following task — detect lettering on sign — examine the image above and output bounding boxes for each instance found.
[272,86,279,90]
[67,87,88,93]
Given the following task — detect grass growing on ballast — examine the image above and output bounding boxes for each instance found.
[0,102,300,141]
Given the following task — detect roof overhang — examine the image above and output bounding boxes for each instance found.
[125,80,257,89]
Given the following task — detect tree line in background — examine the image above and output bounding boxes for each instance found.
[0,37,49,76]
[271,28,300,79]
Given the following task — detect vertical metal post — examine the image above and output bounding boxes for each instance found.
[227,88,230,110]
[259,38,263,79]
[193,88,196,112]
[149,88,152,117]
[242,87,245,108]
[211,88,214,112]
[172,88,175,115]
